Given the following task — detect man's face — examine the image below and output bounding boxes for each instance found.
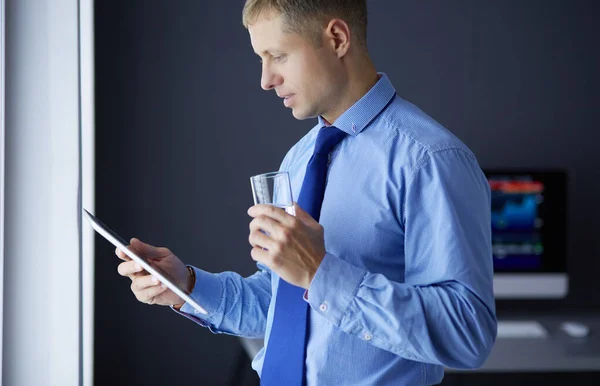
[249,12,342,120]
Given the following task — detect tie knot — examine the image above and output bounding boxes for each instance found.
[314,126,347,155]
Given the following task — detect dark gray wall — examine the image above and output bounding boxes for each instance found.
[94,1,600,385]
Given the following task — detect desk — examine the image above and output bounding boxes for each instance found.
[239,312,600,372]
[462,312,600,372]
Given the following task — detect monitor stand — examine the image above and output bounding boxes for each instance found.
[497,320,548,339]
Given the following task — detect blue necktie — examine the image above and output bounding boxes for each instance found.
[261,126,347,386]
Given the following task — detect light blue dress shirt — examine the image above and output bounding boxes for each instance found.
[176,73,497,385]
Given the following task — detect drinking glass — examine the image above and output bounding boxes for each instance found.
[250,171,296,216]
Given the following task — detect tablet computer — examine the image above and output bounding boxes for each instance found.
[83,208,207,314]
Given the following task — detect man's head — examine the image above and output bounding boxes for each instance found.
[243,0,371,122]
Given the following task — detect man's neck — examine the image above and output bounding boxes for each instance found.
[322,59,379,124]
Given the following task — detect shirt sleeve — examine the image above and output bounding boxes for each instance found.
[307,148,497,369]
[172,143,301,337]
[172,266,272,339]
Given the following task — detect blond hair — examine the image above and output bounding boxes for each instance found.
[242,0,368,48]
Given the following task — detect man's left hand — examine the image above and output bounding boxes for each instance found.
[248,202,325,290]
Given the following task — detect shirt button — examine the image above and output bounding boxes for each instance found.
[363,333,372,341]
[319,302,328,312]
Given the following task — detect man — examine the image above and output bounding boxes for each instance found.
[116,0,497,384]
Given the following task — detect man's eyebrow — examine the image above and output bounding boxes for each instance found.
[255,49,282,57]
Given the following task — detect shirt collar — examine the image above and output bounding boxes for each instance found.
[317,72,396,137]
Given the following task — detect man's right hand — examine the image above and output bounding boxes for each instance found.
[116,238,192,308]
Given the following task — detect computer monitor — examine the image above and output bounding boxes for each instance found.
[485,170,568,299]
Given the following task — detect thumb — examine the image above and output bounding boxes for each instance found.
[293,203,316,225]
[130,238,164,258]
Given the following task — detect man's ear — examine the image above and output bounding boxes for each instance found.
[324,18,351,59]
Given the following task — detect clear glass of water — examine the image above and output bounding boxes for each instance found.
[250,171,296,216]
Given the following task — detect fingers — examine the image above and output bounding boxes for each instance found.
[131,276,168,304]
[247,204,294,226]
[132,274,162,292]
[114,238,174,306]
[115,247,132,262]
[117,260,143,277]
[129,238,170,259]
[249,215,282,238]
[250,245,269,265]
[249,227,276,250]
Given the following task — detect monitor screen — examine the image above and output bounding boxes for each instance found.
[485,170,568,298]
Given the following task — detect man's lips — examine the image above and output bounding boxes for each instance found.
[280,94,295,107]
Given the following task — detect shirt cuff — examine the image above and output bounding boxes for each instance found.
[307,252,366,327]
[172,266,223,326]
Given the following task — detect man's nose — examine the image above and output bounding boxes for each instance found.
[261,65,282,91]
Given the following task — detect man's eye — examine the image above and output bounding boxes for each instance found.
[273,55,286,62]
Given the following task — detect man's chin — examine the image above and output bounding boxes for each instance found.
[290,107,318,121]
